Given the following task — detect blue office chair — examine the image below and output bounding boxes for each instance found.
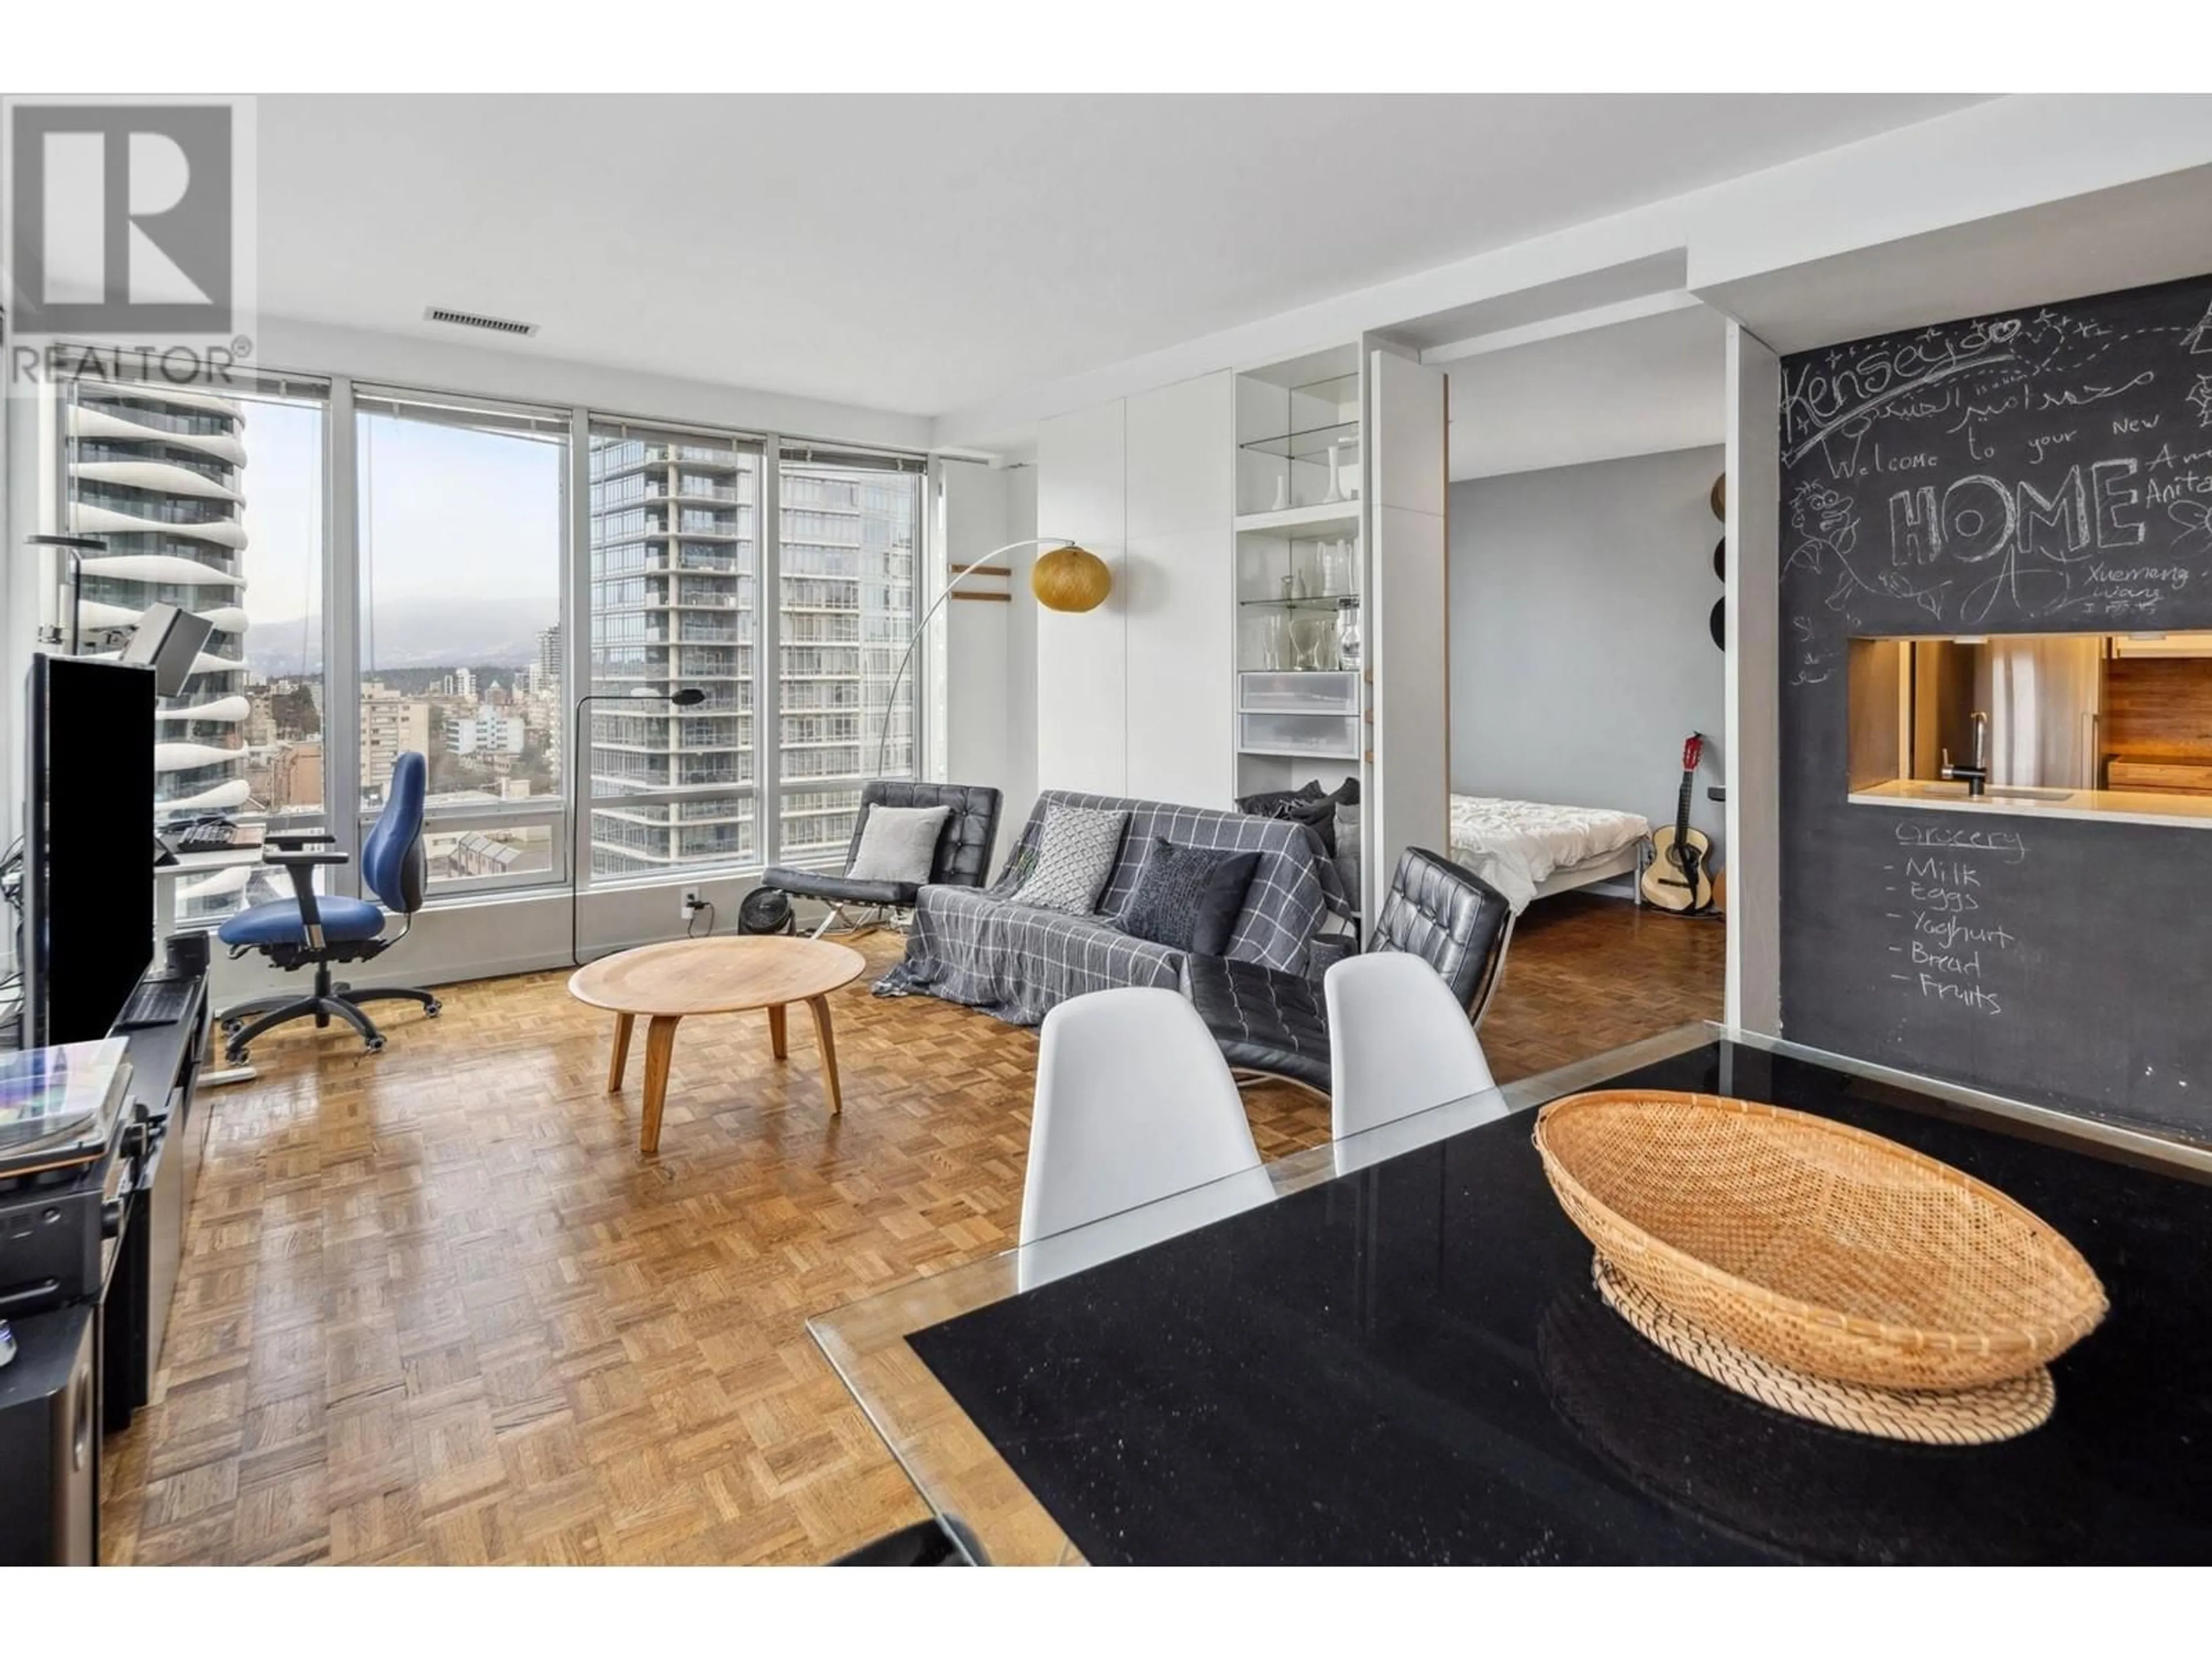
[215,750,440,1062]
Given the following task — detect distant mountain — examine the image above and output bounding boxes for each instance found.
[246,594,558,677]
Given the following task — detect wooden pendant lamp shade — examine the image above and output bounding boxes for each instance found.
[1032,543,1111,613]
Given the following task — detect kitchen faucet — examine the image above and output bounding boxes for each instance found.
[1942,710,1990,798]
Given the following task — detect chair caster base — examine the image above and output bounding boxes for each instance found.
[425,999,442,1017]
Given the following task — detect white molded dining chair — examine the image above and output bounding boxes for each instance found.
[1325,949,1498,1141]
[1020,987,1266,1247]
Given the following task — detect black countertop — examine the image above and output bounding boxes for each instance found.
[907,1042,2212,1564]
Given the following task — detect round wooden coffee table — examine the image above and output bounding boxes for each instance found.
[567,935,866,1154]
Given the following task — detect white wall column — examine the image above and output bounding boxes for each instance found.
[937,457,1013,791]
[1036,400,1128,796]
[1123,373,1233,807]
[1365,349,1451,922]
[1724,321,1782,1035]
[1002,464,1040,837]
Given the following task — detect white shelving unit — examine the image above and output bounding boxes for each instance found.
[1229,340,1449,922]
[1232,501,1363,537]
[1231,344,1369,907]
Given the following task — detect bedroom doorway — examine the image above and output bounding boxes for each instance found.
[1377,294,1732,1079]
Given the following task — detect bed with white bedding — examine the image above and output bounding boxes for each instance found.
[1447,796,1651,914]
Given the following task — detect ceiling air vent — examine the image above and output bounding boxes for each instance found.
[423,305,539,338]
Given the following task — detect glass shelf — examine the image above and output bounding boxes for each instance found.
[1240,591,1359,611]
[1233,502,1361,537]
[1238,419,1362,462]
[1283,369,1359,404]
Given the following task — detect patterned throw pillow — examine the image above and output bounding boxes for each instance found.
[1117,839,1260,955]
[1009,805,1129,914]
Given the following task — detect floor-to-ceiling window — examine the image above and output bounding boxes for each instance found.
[58,368,329,923]
[355,389,569,893]
[35,363,927,940]
[775,449,923,861]
[585,421,763,876]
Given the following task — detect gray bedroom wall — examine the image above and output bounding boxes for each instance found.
[1449,444,1727,882]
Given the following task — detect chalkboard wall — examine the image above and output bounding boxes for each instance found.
[1779,272,2212,1138]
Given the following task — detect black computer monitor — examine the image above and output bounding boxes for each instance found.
[22,656,157,1047]
[119,602,217,699]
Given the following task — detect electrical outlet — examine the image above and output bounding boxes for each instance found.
[680,887,704,920]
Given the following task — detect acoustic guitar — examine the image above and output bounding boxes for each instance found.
[1641,733,1714,913]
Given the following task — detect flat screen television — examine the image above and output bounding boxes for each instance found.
[23,656,157,1047]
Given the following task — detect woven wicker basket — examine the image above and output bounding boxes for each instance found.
[1532,1090,2108,1391]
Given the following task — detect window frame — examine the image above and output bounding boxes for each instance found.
[767,443,929,869]
[35,355,934,927]
[354,382,574,897]
[49,362,339,931]
[577,415,772,887]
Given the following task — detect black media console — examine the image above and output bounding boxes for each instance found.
[0,969,210,1563]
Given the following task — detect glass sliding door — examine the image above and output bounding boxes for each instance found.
[774,449,923,862]
[355,388,569,893]
[55,366,329,924]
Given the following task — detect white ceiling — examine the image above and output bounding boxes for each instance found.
[1700,160,2212,353]
[254,94,1982,418]
[1446,302,1728,479]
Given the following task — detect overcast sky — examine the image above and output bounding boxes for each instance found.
[239,395,563,669]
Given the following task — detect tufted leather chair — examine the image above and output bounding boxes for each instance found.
[762,780,1002,933]
[1183,846,1512,1097]
[1369,847,1515,1024]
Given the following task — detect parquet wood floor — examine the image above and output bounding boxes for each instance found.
[100,897,1720,1566]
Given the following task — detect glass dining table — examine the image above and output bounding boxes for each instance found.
[808,1021,2212,1566]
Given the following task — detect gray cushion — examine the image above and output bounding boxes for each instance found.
[1009,804,1128,914]
[846,804,952,884]
[1118,839,1259,955]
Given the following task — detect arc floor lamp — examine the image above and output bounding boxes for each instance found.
[875,537,1109,778]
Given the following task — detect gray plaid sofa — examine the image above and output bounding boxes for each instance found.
[875,790,1350,1026]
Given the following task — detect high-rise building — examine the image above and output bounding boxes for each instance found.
[585,434,757,874]
[361,681,434,801]
[532,624,562,696]
[775,462,918,859]
[583,444,918,874]
[65,382,251,817]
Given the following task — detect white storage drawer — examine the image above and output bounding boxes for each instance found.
[1238,671,1359,715]
[1240,711,1359,758]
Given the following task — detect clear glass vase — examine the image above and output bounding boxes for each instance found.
[1336,597,1362,670]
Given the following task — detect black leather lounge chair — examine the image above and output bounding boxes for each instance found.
[760,779,1002,937]
[1182,846,1513,1097]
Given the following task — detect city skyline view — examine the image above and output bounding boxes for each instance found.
[55,370,923,921]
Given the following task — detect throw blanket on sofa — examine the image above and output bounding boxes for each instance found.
[876,790,1349,1026]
